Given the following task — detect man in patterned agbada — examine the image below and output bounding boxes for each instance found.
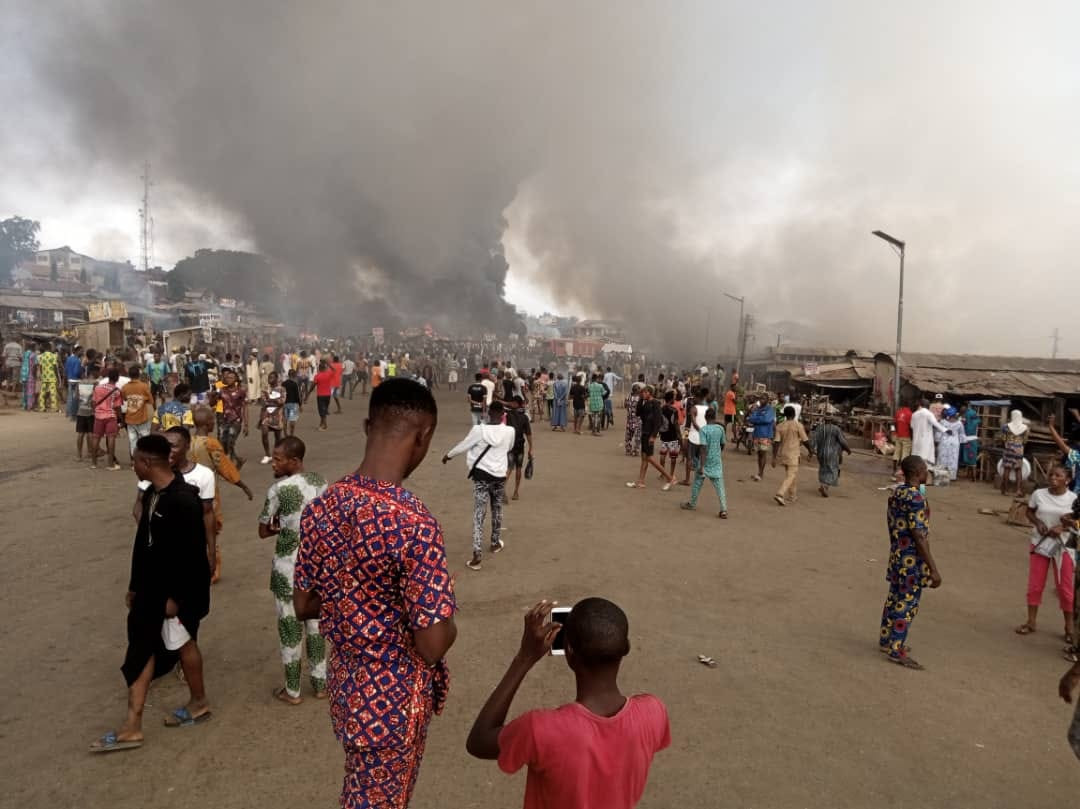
[294,378,458,808]
[258,436,328,703]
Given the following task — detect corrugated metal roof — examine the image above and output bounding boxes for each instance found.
[792,359,876,387]
[898,366,1080,398]
[0,294,89,312]
[877,352,1080,374]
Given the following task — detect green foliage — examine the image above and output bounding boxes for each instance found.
[167,248,276,309]
[0,216,41,284]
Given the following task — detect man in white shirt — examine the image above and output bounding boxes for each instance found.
[681,386,709,485]
[442,401,515,572]
[910,399,938,465]
[480,371,496,408]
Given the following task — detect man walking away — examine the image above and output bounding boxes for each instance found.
[773,405,810,506]
[65,346,84,419]
[90,434,212,752]
[74,363,100,461]
[121,366,154,462]
[342,354,356,399]
[258,436,328,704]
[748,395,776,482]
[293,379,457,807]
[146,351,169,408]
[505,396,534,502]
[681,408,729,518]
[282,369,302,437]
[443,400,515,571]
[467,598,670,809]
[587,374,605,436]
[467,373,487,425]
[569,376,588,435]
[603,366,621,427]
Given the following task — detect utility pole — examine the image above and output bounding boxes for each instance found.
[738,313,752,377]
[139,161,153,272]
[1052,328,1060,359]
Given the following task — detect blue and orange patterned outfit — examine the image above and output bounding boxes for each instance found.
[295,475,457,809]
[879,483,931,660]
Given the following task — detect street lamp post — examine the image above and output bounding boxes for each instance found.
[722,292,746,376]
[872,230,905,414]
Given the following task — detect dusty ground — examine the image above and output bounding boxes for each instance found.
[2,392,1079,808]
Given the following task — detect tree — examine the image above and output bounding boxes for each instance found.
[169,249,276,308]
[0,215,41,285]
[167,269,188,300]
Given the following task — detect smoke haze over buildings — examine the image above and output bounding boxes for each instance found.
[3,2,1079,355]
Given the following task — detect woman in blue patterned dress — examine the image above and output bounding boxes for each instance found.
[880,454,943,670]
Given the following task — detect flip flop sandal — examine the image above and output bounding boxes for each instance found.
[164,707,212,727]
[680,503,696,511]
[718,511,728,519]
[697,655,718,668]
[89,731,143,753]
[1015,624,1036,635]
[273,687,302,705]
[625,482,645,489]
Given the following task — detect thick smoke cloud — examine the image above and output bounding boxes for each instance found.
[4,2,1079,356]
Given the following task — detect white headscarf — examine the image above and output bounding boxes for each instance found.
[1006,409,1029,436]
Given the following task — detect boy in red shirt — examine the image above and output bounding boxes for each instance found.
[467,598,670,809]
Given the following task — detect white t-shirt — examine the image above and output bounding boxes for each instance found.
[789,402,803,421]
[480,378,496,406]
[686,402,708,445]
[1028,488,1077,546]
[138,463,216,501]
[343,359,356,375]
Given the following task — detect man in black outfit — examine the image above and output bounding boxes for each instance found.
[467,373,487,425]
[90,434,213,753]
[505,395,534,502]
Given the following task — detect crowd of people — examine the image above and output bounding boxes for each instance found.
[11,329,1080,804]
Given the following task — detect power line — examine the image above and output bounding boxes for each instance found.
[1052,327,1060,359]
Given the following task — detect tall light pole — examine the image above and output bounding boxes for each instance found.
[722,292,745,376]
[872,230,905,414]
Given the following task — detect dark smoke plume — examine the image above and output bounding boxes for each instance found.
[4,3,1079,356]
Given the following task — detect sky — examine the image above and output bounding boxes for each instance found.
[2,1,1079,357]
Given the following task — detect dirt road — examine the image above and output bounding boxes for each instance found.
[2,393,1078,808]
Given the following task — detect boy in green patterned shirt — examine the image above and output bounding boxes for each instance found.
[258,436,329,703]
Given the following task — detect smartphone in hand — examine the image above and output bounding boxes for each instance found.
[550,606,571,655]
